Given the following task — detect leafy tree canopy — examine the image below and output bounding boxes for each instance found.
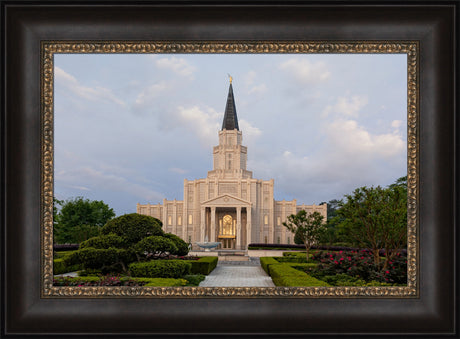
[336,176,407,269]
[54,197,115,244]
[283,210,325,260]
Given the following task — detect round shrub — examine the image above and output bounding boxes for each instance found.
[164,233,189,256]
[135,236,178,257]
[101,213,164,245]
[129,260,191,278]
[80,233,126,249]
[71,247,136,270]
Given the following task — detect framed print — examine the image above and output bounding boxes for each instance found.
[2,0,457,337]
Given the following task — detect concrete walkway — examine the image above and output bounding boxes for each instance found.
[199,258,275,287]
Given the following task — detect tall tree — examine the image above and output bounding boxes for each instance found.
[318,199,344,246]
[283,210,325,260]
[54,197,115,244]
[336,177,407,269]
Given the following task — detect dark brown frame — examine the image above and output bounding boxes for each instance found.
[2,1,457,337]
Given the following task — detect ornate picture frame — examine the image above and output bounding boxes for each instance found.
[3,1,457,336]
[42,41,418,298]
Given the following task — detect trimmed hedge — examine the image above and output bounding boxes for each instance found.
[269,263,330,287]
[54,250,76,259]
[67,247,136,269]
[260,257,280,274]
[53,275,187,286]
[130,277,188,287]
[273,256,309,264]
[53,258,83,275]
[183,274,206,286]
[129,260,191,278]
[80,233,126,250]
[190,257,218,275]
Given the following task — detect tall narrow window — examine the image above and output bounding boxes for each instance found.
[277,216,281,226]
[177,216,182,226]
[264,236,268,244]
[188,214,193,225]
[227,153,232,170]
[167,215,172,225]
[264,215,268,225]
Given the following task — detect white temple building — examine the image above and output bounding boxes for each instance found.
[137,79,327,250]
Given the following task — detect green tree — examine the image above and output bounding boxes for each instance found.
[283,210,325,260]
[66,213,189,274]
[54,197,115,244]
[336,177,407,269]
[317,200,345,246]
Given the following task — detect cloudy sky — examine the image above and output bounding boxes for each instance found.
[54,53,407,216]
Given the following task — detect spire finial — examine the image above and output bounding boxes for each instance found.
[228,73,232,84]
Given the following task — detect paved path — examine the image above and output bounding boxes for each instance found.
[199,258,275,287]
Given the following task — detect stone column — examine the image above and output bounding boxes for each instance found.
[172,202,177,235]
[236,206,242,249]
[200,207,206,242]
[162,198,167,226]
[246,205,252,248]
[210,207,216,242]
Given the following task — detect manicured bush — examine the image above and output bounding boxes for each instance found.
[53,258,83,275]
[269,263,330,287]
[164,233,189,256]
[53,275,188,287]
[67,214,190,274]
[135,236,178,258]
[190,257,218,275]
[130,277,188,287]
[80,233,126,249]
[129,260,191,278]
[273,256,309,264]
[260,257,280,274]
[183,274,206,286]
[54,250,76,259]
[67,247,136,270]
[101,213,164,245]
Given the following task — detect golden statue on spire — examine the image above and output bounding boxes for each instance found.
[228,73,233,84]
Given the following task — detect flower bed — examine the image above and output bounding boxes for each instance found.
[310,250,407,285]
[53,275,188,287]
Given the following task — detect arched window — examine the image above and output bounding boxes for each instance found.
[222,215,233,235]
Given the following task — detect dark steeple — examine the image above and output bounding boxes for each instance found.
[221,79,239,131]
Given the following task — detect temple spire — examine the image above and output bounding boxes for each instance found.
[221,77,239,131]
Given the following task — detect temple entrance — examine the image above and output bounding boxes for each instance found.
[218,214,236,249]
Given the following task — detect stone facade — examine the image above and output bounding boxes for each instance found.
[137,81,327,250]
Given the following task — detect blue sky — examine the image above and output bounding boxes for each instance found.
[54,53,407,216]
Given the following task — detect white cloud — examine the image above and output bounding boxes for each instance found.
[279,58,331,84]
[55,66,126,107]
[177,106,222,145]
[170,167,188,174]
[391,120,403,129]
[322,95,368,118]
[56,166,164,202]
[326,119,404,158]
[239,119,262,138]
[155,56,196,78]
[244,70,257,86]
[134,82,168,107]
[248,84,267,95]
